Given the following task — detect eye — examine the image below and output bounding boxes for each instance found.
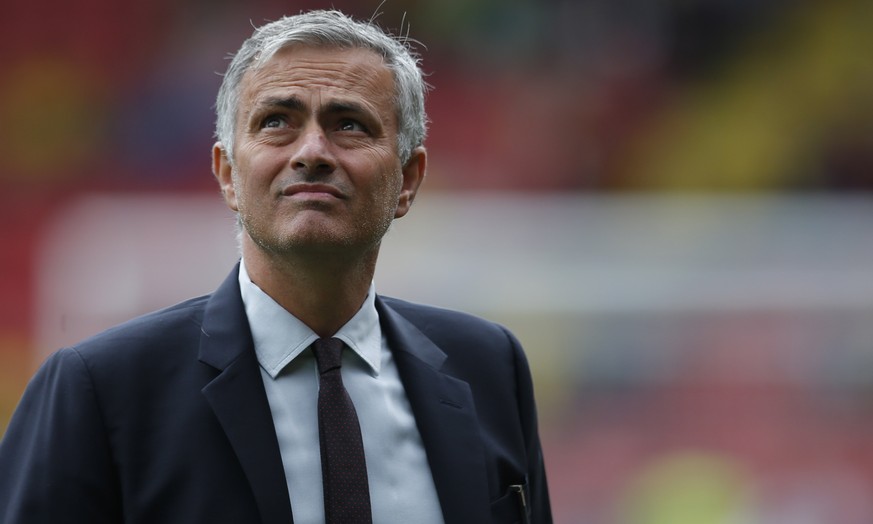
[338,119,367,133]
[261,115,287,129]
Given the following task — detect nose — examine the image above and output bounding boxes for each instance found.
[289,124,336,177]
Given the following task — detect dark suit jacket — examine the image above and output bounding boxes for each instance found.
[0,265,551,523]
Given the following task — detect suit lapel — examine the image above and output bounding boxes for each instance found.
[198,265,294,524]
[376,298,491,524]
[194,269,492,523]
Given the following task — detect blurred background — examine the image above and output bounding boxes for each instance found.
[2,0,873,522]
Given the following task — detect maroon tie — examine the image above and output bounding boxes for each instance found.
[311,338,373,523]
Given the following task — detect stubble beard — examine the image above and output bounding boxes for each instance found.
[235,171,401,264]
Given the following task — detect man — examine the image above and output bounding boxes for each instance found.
[0,10,551,524]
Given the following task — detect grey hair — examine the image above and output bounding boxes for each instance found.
[215,10,428,165]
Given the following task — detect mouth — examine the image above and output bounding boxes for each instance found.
[281,183,345,200]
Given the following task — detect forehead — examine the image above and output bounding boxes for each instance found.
[238,45,396,114]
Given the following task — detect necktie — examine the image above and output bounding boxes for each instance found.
[311,338,373,523]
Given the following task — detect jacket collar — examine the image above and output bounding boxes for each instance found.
[198,263,295,524]
[376,297,492,524]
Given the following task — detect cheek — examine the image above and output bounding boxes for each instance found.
[343,153,394,193]
[368,169,403,210]
[230,167,249,199]
[234,151,276,197]
[230,168,266,214]
[386,169,403,197]
[365,150,403,193]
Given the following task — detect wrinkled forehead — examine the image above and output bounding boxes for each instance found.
[235,45,399,128]
[241,44,394,103]
[248,43,392,88]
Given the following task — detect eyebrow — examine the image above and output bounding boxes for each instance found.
[258,96,306,112]
[323,100,370,116]
[256,96,372,117]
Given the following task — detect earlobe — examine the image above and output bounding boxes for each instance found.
[395,147,427,219]
[212,142,239,212]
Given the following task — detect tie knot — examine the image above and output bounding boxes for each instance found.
[311,337,344,374]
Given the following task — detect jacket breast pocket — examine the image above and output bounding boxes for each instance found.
[490,480,531,524]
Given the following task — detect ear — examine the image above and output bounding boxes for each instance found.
[212,142,239,212]
[394,146,426,219]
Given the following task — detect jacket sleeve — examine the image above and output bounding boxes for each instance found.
[505,327,553,523]
[0,348,122,523]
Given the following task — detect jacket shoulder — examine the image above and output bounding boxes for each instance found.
[65,294,210,363]
[379,296,507,334]
[378,295,521,359]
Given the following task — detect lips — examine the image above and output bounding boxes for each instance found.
[281,183,345,199]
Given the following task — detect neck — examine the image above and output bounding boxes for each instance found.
[241,238,379,338]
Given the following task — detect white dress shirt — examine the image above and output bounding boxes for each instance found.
[238,260,444,524]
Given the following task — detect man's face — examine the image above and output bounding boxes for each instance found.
[213,46,424,258]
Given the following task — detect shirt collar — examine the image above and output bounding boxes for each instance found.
[238,259,382,379]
